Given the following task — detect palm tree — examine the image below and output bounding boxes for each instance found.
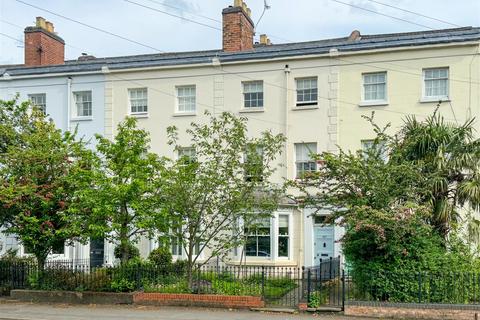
[392,112,480,239]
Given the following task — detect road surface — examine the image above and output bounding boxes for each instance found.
[0,302,372,320]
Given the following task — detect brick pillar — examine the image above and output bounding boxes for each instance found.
[222,1,254,52]
[24,17,65,67]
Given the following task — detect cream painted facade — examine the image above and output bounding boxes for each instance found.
[1,17,478,268]
[337,43,480,152]
[101,39,480,268]
[104,57,342,267]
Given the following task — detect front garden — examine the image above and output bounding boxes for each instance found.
[0,255,299,303]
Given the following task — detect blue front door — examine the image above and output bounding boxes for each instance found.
[314,225,335,264]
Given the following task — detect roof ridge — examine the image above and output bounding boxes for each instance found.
[2,26,479,76]
[362,26,477,39]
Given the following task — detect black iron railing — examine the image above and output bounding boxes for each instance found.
[3,258,477,308]
[0,259,306,307]
[345,270,480,305]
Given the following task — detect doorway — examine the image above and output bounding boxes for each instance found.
[313,216,335,265]
[89,238,105,268]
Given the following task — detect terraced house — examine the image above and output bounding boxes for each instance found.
[0,1,479,269]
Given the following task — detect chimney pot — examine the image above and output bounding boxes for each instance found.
[45,21,54,33]
[36,17,46,29]
[234,0,242,7]
[259,34,272,46]
[260,34,267,44]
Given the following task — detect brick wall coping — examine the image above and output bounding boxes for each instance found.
[346,300,480,310]
[24,27,65,44]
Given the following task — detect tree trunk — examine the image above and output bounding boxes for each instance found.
[120,239,129,264]
[36,254,46,271]
[35,252,47,289]
[119,206,130,264]
[186,237,195,291]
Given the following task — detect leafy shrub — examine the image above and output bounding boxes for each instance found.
[172,259,187,276]
[114,242,140,262]
[308,291,327,308]
[82,269,112,292]
[148,247,172,271]
[110,278,135,292]
[344,206,480,303]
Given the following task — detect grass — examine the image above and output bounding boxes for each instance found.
[143,272,297,299]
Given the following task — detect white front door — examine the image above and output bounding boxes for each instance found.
[313,225,335,264]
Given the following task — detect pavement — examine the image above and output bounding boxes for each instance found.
[0,301,375,320]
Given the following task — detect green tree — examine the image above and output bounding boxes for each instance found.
[74,117,164,264]
[293,113,477,280]
[160,112,285,287]
[0,98,93,269]
[391,112,480,238]
[0,96,45,153]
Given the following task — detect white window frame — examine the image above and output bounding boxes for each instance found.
[73,91,92,118]
[422,67,449,101]
[361,139,388,162]
[244,218,272,259]
[242,81,264,109]
[171,228,183,258]
[20,242,67,258]
[295,77,318,107]
[170,225,203,260]
[237,210,294,261]
[244,145,264,182]
[294,142,318,179]
[28,93,47,114]
[277,214,291,259]
[177,147,196,160]
[175,85,196,114]
[361,72,388,106]
[128,88,148,115]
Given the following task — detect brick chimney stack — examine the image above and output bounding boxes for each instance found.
[24,17,65,67]
[222,0,254,52]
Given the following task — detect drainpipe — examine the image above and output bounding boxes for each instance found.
[66,76,72,131]
[284,64,291,180]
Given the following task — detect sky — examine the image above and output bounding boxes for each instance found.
[0,0,479,65]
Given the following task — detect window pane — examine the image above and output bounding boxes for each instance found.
[278,237,288,257]
[257,236,271,257]
[279,215,289,235]
[244,218,271,257]
[243,81,264,108]
[245,236,257,256]
[177,86,196,112]
[363,73,386,101]
[424,68,448,98]
[296,78,318,104]
[129,88,148,113]
[29,93,47,114]
[74,91,92,117]
[295,143,317,161]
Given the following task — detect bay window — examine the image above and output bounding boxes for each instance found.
[245,218,271,257]
[278,215,289,257]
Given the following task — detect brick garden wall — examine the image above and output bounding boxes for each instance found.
[345,302,480,320]
[134,292,265,309]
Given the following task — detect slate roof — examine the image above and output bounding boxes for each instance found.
[2,27,479,77]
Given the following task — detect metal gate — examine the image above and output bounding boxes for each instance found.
[305,257,344,310]
[261,258,344,310]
